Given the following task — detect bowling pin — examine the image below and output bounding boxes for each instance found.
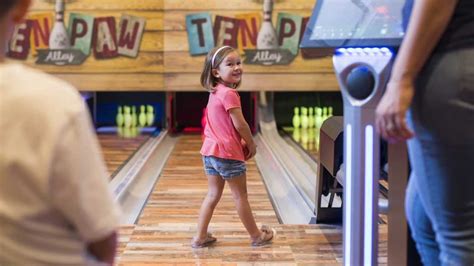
[301,107,309,129]
[328,106,333,118]
[138,105,147,127]
[49,0,70,49]
[116,105,124,127]
[292,107,301,128]
[315,107,323,130]
[257,0,278,49]
[308,107,314,128]
[322,107,328,121]
[131,106,137,127]
[123,106,132,128]
[146,105,155,126]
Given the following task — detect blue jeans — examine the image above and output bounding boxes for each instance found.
[405,49,474,265]
[202,156,246,179]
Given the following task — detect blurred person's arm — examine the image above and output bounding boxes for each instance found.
[391,0,458,83]
[376,0,459,141]
[87,231,118,265]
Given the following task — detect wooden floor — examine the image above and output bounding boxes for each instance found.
[98,133,150,178]
[116,135,388,265]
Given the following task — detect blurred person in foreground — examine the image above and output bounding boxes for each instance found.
[0,0,121,265]
[376,0,474,265]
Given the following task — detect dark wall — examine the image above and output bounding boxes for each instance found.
[173,92,255,132]
[94,92,166,127]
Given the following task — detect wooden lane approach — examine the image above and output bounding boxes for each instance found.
[117,135,388,265]
[98,133,150,179]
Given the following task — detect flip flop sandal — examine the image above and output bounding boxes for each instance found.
[191,233,217,248]
[251,225,276,247]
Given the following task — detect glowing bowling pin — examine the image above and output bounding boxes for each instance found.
[301,107,309,129]
[131,106,137,127]
[123,106,132,128]
[146,105,155,126]
[292,107,301,128]
[116,106,124,127]
[322,107,328,121]
[308,107,314,128]
[315,107,323,130]
[138,105,147,127]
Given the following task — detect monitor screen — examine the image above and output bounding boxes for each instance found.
[300,0,407,56]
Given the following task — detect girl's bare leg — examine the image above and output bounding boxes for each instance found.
[195,174,225,240]
[227,174,261,239]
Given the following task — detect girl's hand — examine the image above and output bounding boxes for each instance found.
[241,139,256,160]
[375,79,415,142]
[245,142,257,160]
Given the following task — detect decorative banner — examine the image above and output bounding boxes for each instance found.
[243,49,296,65]
[117,14,146,58]
[7,22,31,59]
[213,15,239,48]
[6,1,147,66]
[186,13,214,55]
[185,0,309,66]
[235,13,261,54]
[276,13,302,56]
[36,49,88,65]
[92,17,119,59]
[68,13,94,56]
[29,13,52,56]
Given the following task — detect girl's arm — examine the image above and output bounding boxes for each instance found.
[229,107,257,159]
[375,0,459,141]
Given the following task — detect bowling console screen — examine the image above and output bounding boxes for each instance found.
[301,0,407,56]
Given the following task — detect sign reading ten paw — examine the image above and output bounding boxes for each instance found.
[7,0,146,66]
[186,0,309,66]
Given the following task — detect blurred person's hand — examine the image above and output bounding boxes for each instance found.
[375,78,415,142]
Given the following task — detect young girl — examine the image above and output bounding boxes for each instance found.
[192,46,275,248]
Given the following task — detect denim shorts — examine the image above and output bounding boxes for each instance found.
[202,156,246,180]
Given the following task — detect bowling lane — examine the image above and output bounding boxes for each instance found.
[135,134,278,225]
[118,135,280,263]
[98,133,150,179]
[281,127,319,160]
[117,134,389,264]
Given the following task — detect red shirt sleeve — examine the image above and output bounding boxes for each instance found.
[222,89,241,111]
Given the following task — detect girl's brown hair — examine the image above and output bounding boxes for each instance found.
[1,0,17,16]
[200,46,241,91]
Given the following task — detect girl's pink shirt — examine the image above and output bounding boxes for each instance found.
[200,83,245,161]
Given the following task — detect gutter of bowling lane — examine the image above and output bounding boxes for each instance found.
[109,130,178,224]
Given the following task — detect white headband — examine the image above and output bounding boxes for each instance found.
[212,46,231,68]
